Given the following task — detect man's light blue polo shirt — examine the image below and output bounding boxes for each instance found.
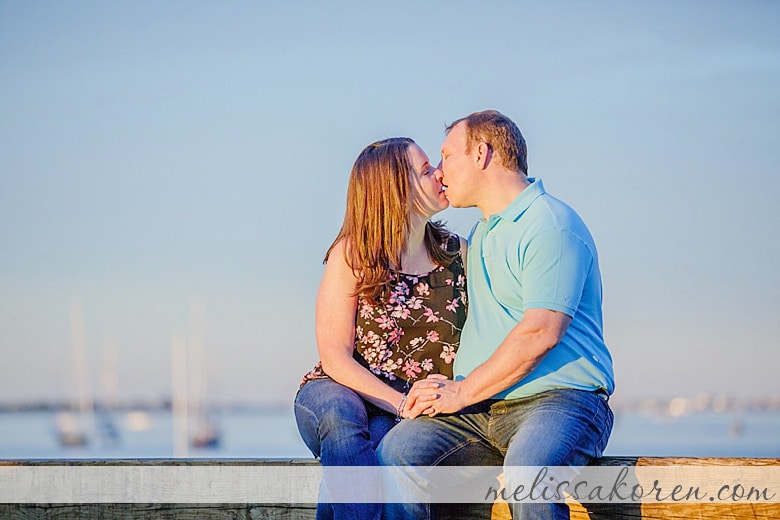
[454,178,615,399]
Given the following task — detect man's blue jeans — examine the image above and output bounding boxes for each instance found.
[378,388,614,520]
[294,377,396,520]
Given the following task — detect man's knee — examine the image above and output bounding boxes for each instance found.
[376,421,407,465]
[377,418,436,465]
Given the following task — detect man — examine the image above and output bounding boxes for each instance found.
[378,110,615,520]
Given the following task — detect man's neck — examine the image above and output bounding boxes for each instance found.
[478,171,531,219]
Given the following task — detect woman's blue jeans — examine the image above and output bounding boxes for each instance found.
[294,377,396,520]
[378,388,614,520]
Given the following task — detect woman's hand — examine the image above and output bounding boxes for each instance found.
[401,374,448,418]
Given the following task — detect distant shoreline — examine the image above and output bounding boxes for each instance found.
[2,394,779,415]
[0,400,292,414]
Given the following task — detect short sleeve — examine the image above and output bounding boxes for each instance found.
[520,229,593,316]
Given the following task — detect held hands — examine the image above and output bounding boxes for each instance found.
[399,374,466,419]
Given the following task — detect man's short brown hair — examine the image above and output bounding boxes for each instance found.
[446,110,528,174]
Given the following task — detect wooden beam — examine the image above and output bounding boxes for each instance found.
[2,457,778,519]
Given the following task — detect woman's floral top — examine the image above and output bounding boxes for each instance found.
[300,235,467,393]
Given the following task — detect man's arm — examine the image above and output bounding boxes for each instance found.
[458,309,571,404]
[405,309,571,416]
[405,227,590,416]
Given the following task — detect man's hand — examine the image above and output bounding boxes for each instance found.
[403,374,467,417]
[400,374,445,418]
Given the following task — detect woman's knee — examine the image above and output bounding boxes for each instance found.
[296,379,365,416]
[297,380,372,436]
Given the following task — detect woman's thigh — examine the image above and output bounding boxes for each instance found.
[294,378,371,458]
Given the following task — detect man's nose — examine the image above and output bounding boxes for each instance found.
[434,165,444,181]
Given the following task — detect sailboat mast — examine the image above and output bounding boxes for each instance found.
[69,300,95,435]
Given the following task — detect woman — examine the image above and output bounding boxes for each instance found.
[293,137,467,520]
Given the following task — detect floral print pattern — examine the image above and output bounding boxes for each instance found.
[301,236,467,391]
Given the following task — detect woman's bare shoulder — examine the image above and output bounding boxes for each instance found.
[457,235,468,271]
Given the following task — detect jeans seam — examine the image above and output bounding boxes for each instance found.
[595,401,614,455]
[293,402,322,459]
[557,390,610,461]
[582,393,610,457]
[430,438,487,467]
[487,401,508,454]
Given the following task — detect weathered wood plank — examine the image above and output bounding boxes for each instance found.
[478,457,780,520]
[0,504,317,520]
[490,500,780,520]
[2,457,778,519]
[578,502,780,520]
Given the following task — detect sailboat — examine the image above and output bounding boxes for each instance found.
[191,418,220,448]
[96,334,121,446]
[56,301,95,447]
[55,411,89,447]
[188,302,220,450]
[171,301,221,457]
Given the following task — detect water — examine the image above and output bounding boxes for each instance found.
[0,407,778,460]
[0,407,311,460]
[605,409,779,458]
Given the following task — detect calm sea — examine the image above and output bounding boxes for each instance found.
[0,406,778,460]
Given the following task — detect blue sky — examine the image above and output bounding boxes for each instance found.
[1,1,779,405]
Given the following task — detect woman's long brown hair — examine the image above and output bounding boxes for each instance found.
[325,137,456,302]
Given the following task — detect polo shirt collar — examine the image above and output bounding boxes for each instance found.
[488,177,544,224]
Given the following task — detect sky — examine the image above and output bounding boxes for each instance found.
[1,1,779,406]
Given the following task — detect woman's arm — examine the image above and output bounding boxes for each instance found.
[316,239,406,415]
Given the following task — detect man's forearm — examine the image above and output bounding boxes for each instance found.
[459,309,571,405]
[459,333,551,404]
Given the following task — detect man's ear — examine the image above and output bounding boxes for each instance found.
[475,142,492,170]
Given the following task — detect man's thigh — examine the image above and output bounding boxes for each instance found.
[499,390,613,520]
[378,410,501,467]
[501,389,613,467]
[378,413,503,519]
